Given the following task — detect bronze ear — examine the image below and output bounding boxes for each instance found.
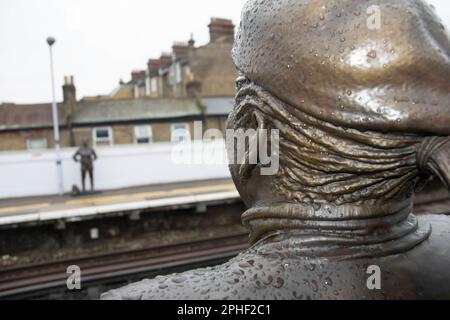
[418,137,450,191]
[236,111,266,183]
[428,143,450,191]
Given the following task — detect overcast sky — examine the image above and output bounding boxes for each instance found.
[1,0,449,104]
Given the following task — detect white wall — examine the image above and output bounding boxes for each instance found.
[0,141,231,199]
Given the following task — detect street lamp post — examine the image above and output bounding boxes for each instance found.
[46,36,64,195]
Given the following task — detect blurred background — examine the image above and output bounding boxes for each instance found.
[0,0,449,299]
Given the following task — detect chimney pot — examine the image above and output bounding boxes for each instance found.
[160,53,173,68]
[131,70,146,82]
[208,18,235,43]
[63,75,76,104]
[188,33,195,48]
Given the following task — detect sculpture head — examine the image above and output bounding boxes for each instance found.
[228,0,450,243]
[82,137,89,148]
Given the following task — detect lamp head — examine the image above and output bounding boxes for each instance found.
[46,37,56,46]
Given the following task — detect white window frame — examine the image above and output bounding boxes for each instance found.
[150,77,158,94]
[175,62,182,84]
[145,74,151,96]
[171,123,190,143]
[158,77,164,97]
[134,125,153,144]
[184,66,191,76]
[26,137,48,150]
[93,127,113,146]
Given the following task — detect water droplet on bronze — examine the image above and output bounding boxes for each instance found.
[367,50,377,59]
[274,277,285,288]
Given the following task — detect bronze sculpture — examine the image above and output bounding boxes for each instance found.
[101,0,450,299]
[73,138,98,193]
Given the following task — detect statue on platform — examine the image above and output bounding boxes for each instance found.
[73,138,98,193]
[102,0,450,299]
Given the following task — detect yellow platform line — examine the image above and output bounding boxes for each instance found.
[127,191,170,200]
[65,191,170,206]
[0,183,237,214]
[0,203,50,214]
[171,184,235,195]
[65,184,235,207]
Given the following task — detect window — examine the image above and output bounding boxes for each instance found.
[145,76,151,96]
[175,62,182,84]
[134,125,153,144]
[169,62,182,85]
[150,77,158,94]
[93,127,113,146]
[171,123,190,143]
[184,66,194,82]
[26,138,48,150]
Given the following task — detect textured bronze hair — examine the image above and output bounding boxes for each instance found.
[230,80,427,206]
[229,80,450,246]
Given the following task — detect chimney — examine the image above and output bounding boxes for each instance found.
[63,75,76,104]
[147,59,162,76]
[188,33,195,49]
[63,76,76,147]
[131,70,146,83]
[208,18,235,43]
[159,53,173,68]
[172,42,189,59]
[148,59,161,69]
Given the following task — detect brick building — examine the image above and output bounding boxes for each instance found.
[0,76,232,151]
[86,18,237,101]
[0,18,236,152]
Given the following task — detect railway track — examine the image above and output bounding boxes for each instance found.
[0,233,249,298]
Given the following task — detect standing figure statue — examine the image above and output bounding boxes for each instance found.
[102,0,450,300]
[73,138,98,193]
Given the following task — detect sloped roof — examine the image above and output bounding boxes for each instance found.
[0,103,66,131]
[0,97,231,131]
[73,98,202,125]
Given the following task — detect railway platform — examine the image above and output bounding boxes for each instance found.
[0,178,239,227]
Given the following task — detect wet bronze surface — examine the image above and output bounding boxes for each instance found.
[102,215,450,300]
[233,0,450,135]
[102,0,450,300]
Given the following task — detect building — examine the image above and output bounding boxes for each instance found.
[0,91,233,152]
[85,18,237,101]
[0,102,69,151]
[0,77,233,151]
[0,18,237,152]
